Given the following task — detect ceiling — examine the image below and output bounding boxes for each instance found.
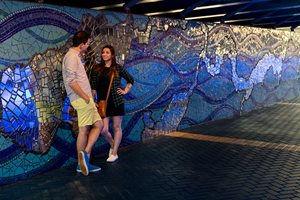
[18,0,300,31]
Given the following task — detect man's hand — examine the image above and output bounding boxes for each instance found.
[68,82,91,104]
[92,89,97,97]
[84,97,90,104]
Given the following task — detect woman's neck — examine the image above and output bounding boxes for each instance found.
[104,61,112,68]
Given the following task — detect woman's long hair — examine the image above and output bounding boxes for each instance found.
[96,44,118,77]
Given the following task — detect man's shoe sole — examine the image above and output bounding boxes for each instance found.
[90,167,101,172]
[78,151,89,176]
[77,167,101,173]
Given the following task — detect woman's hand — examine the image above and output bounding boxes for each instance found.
[117,84,132,95]
[117,88,126,95]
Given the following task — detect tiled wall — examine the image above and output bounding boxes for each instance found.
[1,0,300,185]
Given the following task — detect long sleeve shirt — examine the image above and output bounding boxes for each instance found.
[62,48,92,102]
[91,64,134,107]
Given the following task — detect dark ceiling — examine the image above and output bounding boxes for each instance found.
[19,0,300,31]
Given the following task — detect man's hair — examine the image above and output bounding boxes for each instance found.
[72,31,90,47]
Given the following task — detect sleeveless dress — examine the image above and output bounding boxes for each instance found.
[97,67,125,117]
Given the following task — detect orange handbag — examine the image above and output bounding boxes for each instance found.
[98,100,107,118]
[98,73,114,118]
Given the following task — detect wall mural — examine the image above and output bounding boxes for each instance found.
[0,1,300,185]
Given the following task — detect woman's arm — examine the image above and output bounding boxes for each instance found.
[124,83,132,94]
[117,65,134,95]
[90,65,99,90]
[117,83,132,95]
[118,65,134,84]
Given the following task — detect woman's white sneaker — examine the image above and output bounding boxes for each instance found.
[106,154,118,162]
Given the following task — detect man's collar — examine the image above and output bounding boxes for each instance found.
[70,47,81,55]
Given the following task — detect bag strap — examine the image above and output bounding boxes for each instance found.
[105,73,114,102]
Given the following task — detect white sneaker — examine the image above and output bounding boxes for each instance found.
[106,154,118,162]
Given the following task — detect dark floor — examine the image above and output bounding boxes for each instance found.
[2,99,300,200]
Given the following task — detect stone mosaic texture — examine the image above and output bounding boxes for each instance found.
[0,1,300,185]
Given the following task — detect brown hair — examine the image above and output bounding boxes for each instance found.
[96,45,118,77]
[72,31,90,47]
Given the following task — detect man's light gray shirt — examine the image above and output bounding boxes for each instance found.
[62,48,92,102]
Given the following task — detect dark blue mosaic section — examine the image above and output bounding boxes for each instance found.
[0,7,78,43]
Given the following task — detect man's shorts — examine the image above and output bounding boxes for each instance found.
[71,97,101,127]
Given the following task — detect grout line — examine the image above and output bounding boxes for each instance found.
[167,131,300,152]
[276,102,300,106]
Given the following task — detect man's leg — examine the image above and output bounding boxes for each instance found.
[85,119,103,157]
[77,125,90,176]
[78,120,103,173]
[76,99,103,174]
[77,126,89,152]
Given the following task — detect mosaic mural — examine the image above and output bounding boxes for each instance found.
[0,1,300,185]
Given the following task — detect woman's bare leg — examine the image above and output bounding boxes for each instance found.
[111,116,122,156]
[101,117,114,148]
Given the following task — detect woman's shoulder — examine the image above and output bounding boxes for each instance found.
[115,63,124,70]
[92,63,102,72]
[116,63,123,68]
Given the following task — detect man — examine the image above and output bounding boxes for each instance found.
[62,31,103,176]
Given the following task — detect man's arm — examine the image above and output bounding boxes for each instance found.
[69,82,90,104]
[64,54,90,104]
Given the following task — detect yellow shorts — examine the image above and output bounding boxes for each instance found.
[71,98,101,127]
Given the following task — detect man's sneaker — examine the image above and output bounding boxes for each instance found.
[108,148,113,157]
[89,164,101,172]
[106,154,118,162]
[76,164,81,173]
[77,164,101,173]
[78,151,89,176]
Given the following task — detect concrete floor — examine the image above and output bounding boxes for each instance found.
[2,98,300,199]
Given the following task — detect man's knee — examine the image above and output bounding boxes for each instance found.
[78,126,90,137]
[93,120,103,130]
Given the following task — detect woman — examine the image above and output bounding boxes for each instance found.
[91,45,134,162]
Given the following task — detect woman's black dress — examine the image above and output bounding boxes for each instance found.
[97,67,125,117]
